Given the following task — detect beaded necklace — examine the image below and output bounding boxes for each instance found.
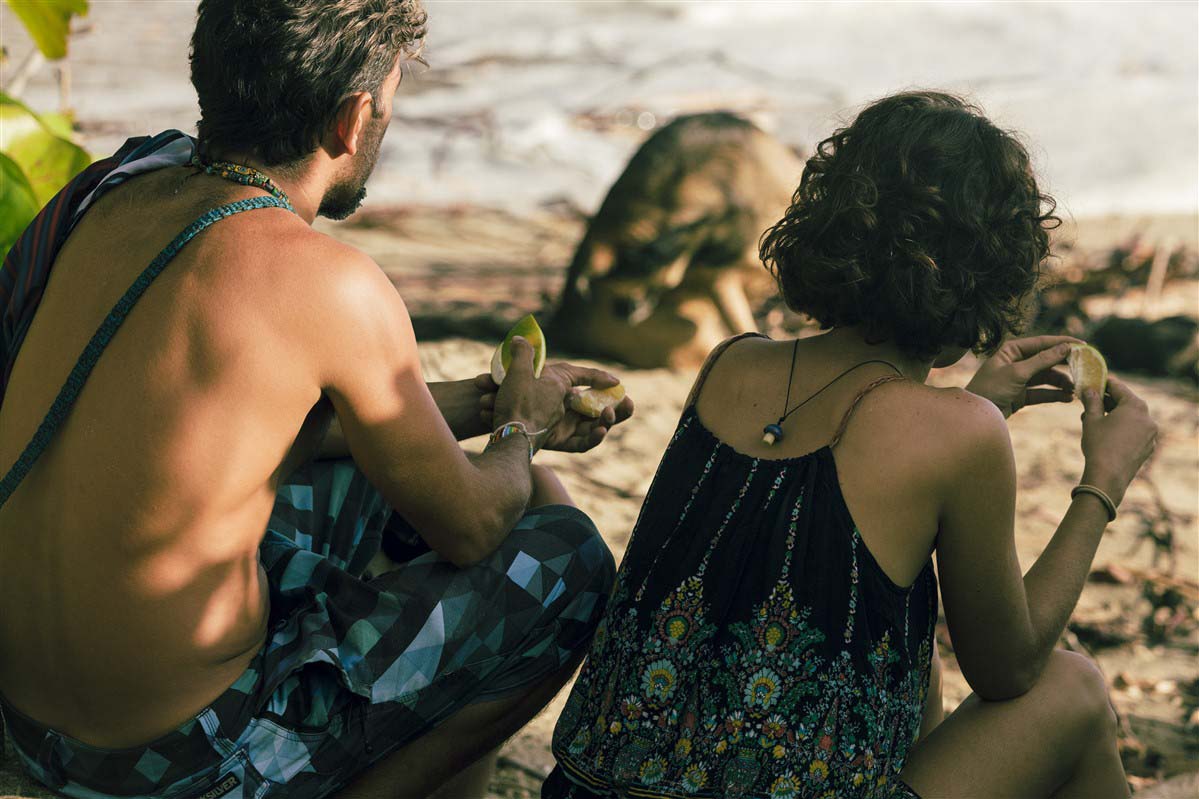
[189,154,295,212]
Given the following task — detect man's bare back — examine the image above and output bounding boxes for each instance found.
[0,166,339,746]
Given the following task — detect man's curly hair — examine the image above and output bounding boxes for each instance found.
[760,91,1060,361]
[191,0,427,167]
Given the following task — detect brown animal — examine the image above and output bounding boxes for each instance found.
[547,112,804,368]
[1087,315,1199,384]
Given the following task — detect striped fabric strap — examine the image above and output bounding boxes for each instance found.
[0,195,290,510]
[1,131,197,404]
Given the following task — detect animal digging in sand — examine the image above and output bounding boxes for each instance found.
[548,112,804,368]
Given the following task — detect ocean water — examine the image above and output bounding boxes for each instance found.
[3,0,1196,220]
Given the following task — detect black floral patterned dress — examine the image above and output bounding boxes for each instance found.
[543,337,937,799]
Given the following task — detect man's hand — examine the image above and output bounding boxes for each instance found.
[964,335,1081,418]
[475,364,634,453]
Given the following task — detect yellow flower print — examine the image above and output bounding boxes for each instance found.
[809,759,829,782]
[641,659,678,702]
[744,667,782,709]
[638,756,667,785]
[772,744,786,759]
[681,764,708,792]
[768,771,801,799]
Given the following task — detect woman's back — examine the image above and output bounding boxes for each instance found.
[544,332,952,799]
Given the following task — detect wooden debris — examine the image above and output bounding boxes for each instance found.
[1091,562,1137,585]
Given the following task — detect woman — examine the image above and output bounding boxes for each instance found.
[542,92,1156,799]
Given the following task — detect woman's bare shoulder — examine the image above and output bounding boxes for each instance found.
[840,380,1011,475]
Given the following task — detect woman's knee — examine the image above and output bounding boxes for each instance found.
[1035,649,1118,736]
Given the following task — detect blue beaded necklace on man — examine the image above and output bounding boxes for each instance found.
[189,154,295,211]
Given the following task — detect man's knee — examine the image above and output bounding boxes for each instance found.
[513,504,615,592]
[508,504,615,641]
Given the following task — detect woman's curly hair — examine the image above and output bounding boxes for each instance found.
[760,91,1060,360]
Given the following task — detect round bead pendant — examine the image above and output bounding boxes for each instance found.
[762,423,784,446]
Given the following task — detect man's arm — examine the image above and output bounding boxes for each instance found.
[296,248,563,566]
[319,379,488,458]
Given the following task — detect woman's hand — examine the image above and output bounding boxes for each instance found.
[965,335,1081,418]
[476,361,634,453]
[1079,375,1157,508]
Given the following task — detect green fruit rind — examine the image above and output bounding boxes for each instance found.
[490,314,546,384]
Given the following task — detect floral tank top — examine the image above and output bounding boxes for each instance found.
[545,336,938,799]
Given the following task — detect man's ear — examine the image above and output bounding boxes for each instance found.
[327,91,374,158]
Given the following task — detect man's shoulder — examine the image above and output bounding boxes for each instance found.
[262,221,375,275]
[250,222,395,308]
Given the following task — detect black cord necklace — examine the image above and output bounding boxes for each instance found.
[762,339,904,446]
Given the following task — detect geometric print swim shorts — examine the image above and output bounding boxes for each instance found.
[1,456,615,798]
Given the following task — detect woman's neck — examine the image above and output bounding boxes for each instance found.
[816,327,935,384]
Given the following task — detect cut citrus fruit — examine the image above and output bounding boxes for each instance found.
[490,314,547,384]
[1068,343,1108,400]
[568,384,626,418]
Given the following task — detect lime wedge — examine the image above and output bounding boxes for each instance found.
[1068,343,1108,400]
[490,314,547,384]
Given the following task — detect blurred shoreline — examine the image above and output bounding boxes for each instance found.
[3,1,1197,222]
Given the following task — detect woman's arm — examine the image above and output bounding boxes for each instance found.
[428,378,491,440]
[936,381,1154,700]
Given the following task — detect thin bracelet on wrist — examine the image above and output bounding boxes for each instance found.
[485,421,549,461]
[1071,484,1118,523]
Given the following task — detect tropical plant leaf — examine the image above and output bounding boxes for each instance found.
[0,150,40,258]
[0,91,91,205]
[4,0,89,60]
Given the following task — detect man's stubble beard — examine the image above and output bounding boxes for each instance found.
[317,116,387,221]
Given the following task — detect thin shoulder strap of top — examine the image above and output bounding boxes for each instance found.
[828,373,907,449]
[0,196,290,510]
[684,331,770,410]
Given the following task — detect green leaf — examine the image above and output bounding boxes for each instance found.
[0,91,91,205]
[4,0,89,60]
[0,151,40,259]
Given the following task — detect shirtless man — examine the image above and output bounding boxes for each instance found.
[0,1,630,797]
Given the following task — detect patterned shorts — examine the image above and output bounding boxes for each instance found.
[2,458,615,799]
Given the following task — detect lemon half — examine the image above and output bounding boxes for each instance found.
[490,314,547,384]
[1068,344,1108,400]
